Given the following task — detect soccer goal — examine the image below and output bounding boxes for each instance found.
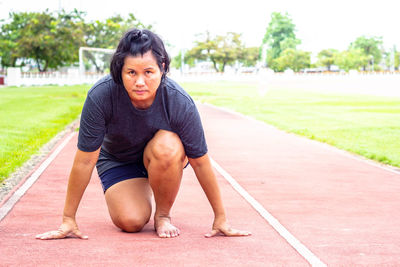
[79,47,115,74]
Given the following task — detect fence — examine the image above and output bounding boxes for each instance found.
[4,68,105,87]
[171,70,400,97]
[2,68,400,97]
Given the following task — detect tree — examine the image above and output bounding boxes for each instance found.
[240,47,259,67]
[395,51,400,71]
[350,36,383,71]
[0,10,86,71]
[317,49,338,71]
[211,33,245,72]
[84,13,149,49]
[186,31,213,61]
[171,50,195,70]
[52,9,87,67]
[10,11,61,71]
[335,49,369,72]
[274,48,310,72]
[0,11,32,67]
[186,32,245,72]
[171,52,182,70]
[262,12,300,71]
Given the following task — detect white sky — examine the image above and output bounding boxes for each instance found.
[1,0,399,58]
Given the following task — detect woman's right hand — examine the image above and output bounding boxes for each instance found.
[36,216,88,240]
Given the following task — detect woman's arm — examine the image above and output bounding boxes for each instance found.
[63,148,100,218]
[36,148,100,240]
[188,153,251,237]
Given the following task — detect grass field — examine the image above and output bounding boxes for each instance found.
[0,85,87,183]
[1,80,399,184]
[183,81,400,168]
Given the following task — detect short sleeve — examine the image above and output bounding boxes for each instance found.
[77,95,106,152]
[173,102,208,158]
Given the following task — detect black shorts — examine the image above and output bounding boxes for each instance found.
[99,163,148,193]
[99,161,190,193]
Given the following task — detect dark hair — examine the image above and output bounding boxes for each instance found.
[110,28,170,85]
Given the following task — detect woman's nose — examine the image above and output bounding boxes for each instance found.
[135,75,145,86]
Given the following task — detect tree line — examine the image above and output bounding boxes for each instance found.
[171,31,259,73]
[262,12,400,72]
[0,9,150,72]
[175,12,399,73]
[1,10,399,73]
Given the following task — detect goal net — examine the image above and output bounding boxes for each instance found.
[79,47,115,74]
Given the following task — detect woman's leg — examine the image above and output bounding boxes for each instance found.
[143,130,188,238]
[104,178,152,232]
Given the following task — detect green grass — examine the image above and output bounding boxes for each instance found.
[0,85,87,183]
[183,81,400,168]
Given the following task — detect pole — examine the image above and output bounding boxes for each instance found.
[79,47,84,74]
[393,45,396,72]
[180,48,184,74]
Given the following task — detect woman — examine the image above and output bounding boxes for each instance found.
[36,29,250,239]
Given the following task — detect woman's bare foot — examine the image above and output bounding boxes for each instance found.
[154,215,180,238]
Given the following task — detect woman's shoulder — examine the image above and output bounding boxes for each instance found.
[87,75,116,98]
[163,77,195,105]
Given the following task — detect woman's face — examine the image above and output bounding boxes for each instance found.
[121,51,163,109]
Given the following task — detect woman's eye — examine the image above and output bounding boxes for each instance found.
[129,71,135,75]
[146,71,152,75]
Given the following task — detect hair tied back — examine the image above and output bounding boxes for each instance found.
[130,30,142,41]
[130,29,149,42]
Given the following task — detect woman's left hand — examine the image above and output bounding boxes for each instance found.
[204,218,251,238]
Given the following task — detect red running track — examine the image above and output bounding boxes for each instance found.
[1,103,400,266]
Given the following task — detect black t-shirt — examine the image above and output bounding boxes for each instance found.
[78,75,208,175]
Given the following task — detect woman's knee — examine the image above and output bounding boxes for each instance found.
[145,130,185,167]
[113,215,150,233]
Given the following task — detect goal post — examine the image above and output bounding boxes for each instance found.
[79,47,115,74]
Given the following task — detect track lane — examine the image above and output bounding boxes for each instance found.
[198,103,400,266]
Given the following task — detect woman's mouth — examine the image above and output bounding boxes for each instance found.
[133,90,147,95]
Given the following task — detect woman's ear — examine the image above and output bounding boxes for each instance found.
[162,63,165,73]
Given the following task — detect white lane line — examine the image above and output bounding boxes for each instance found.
[210,157,327,267]
[0,132,76,222]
